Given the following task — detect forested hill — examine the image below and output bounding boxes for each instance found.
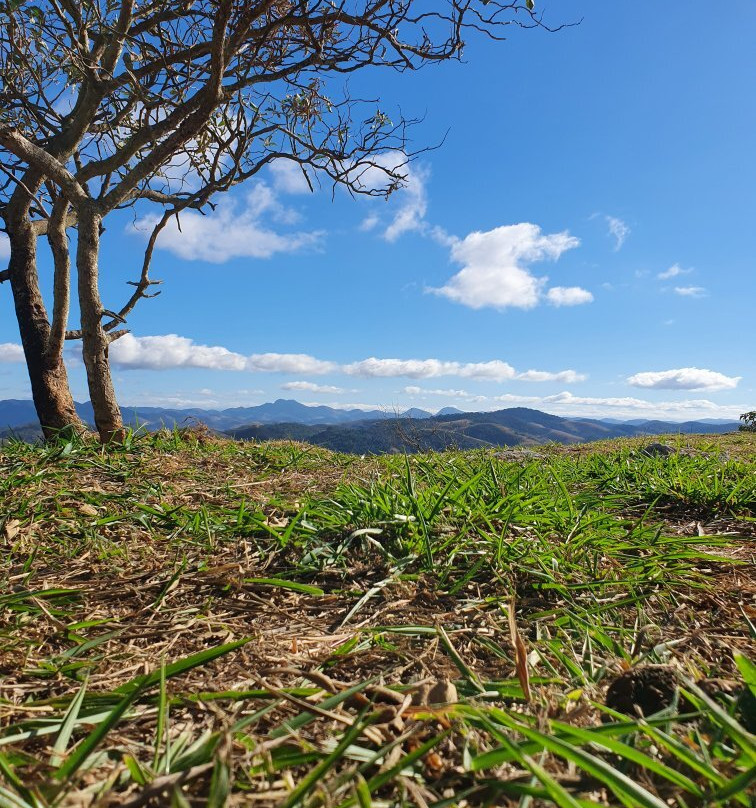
[227,406,738,454]
[0,399,739,452]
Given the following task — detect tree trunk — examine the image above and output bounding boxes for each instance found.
[76,205,125,443]
[6,217,85,440]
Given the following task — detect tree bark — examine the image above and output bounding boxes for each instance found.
[76,205,125,443]
[5,215,85,439]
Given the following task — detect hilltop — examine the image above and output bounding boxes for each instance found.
[0,431,753,805]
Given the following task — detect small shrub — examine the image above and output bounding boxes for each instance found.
[739,411,756,432]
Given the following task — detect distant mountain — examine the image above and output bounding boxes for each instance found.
[437,406,465,416]
[0,399,740,452]
[228,406,740,454]
[401,407,434,419]
[0,398,391,433]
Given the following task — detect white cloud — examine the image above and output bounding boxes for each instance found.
[343,357,517,381]
[383,164,428,242]
[546,286,594,307]
[129,184,322,263]
[0,233,9,259]
[281,381,345,394]
[268,159,312,194]
[110,335,335,375]
[537,391,742,420]
[0,343,25,363]
[627,368,741,391]
[657,263,692,280]
[110,333,247,371]
[105,333,590,386]
[606,216,630,250]
[402,386,481,400]
[301,400,385,412]
[247,353,336,374]
[359,213,380,232]
[348,150,408,192]
[516,369,587,383]
[433,223,581,310]
[394,390,744,421]
[352,153,430,241]
[673,286,707,298]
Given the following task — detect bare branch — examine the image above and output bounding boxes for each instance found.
[0,127,88,204]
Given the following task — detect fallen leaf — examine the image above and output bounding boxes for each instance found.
[3,519,20,541]
[507,600,532,702]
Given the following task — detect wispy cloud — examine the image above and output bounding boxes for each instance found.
[627,367,740,391]
[431,223,586,310]
[129,184,322,262]
[0,343,25,363]
[383,164,429,242]
[268,159,312,194]
[0,234,9,260]
[605,215,630,250]
[397,389,744,421]
[657,263,692,280]
[355,154,429,241]
[546,287,594,307]
[673,286,707,298]
[281,381,345,394]
[516,369,587,382]
[403,385,481,400]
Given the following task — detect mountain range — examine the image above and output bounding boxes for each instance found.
[0,398,740,453]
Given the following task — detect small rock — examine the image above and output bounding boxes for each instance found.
[605,665,679,716]
[426,678,458,705]
[641,443,675,458]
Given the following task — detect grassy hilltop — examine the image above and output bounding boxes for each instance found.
[0,432,754,806]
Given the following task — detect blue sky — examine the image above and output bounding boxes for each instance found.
[1,1,754,420]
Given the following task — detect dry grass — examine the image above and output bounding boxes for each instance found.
[1,431,754,806]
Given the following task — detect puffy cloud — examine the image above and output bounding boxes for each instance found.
[129,184,322,263]
[433,223,581,310]
[605,216,630,250]
[343,357,516,381]
[0,342,25,363]
[110,334,247,371]
[0,233,9,259]
[674,286,707,298]
[110,335,336,375]
[627,367,741,391]
[281,381,345,394]
[657,263,692,280]
[546,286,594,307]
[516,369,587,383]
[106,333,590,386]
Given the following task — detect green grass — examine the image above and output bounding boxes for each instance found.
[0,430,753,806]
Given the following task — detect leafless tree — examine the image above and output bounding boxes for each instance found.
[0,0,554,442]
